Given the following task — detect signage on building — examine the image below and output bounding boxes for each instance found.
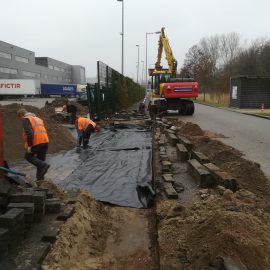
[0,79,40,95]
[232,86,237,99]
[40,84,77,95]
[63,86,74,92]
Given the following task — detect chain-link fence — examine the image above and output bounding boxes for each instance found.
[88,61,145,119]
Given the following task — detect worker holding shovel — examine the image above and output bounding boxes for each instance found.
[17,108,50,182]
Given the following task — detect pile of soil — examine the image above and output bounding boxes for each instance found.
[2,103,76,162]
[42,192,156,270]
[49,97,88,115]
[194,139,243,165]
[178,122,204,137]
[41,98,89,124]
[154,119,270,269]
[157,191,270,270]
[176,120,270,196]
[42,191,110,270]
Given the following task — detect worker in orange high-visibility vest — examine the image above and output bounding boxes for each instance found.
[75,116,98,148]
[17,108,50,181]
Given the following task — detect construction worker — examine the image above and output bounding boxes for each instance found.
[63,100,77,124]
[75,116,98,148]
[139,102,146,115]
[17,108,50,181]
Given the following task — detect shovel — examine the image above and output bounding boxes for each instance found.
[1,161,32,187]
[0,166,26,177]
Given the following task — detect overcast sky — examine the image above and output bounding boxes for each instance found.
[1,0,270,81]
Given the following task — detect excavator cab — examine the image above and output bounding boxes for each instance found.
[149,69,171,95]
[155,74,170,95]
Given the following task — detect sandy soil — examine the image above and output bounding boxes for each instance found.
[157,192,270,270]
[42,193,157,270]
[2,103,76,162]
[176,120,270,196]
[42,192,110,270]
[155,119,270,270]
[10,109,270,270]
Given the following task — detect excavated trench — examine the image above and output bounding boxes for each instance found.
[8,114,270,270]
[12,123,161,270]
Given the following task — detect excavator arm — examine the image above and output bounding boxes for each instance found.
[154,27,178,77]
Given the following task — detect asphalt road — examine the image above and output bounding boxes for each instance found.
[0,98,56,108]
[181,103,270,177]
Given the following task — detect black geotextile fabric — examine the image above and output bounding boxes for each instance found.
[57,124,153,208]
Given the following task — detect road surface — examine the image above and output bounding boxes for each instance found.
[0,98,55,108]
[182,103,270,177]
[0,97,76,109]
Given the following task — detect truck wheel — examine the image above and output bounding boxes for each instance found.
[178,100,194,115]
[187,101,194,115]
[178,101,186,115]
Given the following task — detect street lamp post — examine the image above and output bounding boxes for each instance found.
[136,45,140,83]
[117,0,124,75]
[141,60,144,85]
[145,31,161,88]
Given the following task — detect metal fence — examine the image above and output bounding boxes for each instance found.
[87,61,145,119]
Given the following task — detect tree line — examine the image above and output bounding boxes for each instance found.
[180,33,270,93]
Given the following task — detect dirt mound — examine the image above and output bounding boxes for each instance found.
[2,103,76,162]
[50,97,68,107]
[157,193,270,270]
[49,97,89,115]
[178,122,204,137]
[195,139,270,196]
[176,120,270,196]
[155,119,270,270]
[221,160,270,196]
[40,98,89,124]
[194,139,243,165]
[42,192,110,270]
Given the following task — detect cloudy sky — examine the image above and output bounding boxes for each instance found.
[1,0,269,80]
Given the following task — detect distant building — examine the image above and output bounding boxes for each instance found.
[230,76,270,108]
[86,77,97,84]
[0,40,86,85]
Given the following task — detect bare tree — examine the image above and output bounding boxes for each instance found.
[200,35,220,76]
[180,45,202,78]
[179,33,270,94]
[219,32,241,68]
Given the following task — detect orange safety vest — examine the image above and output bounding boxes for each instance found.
[23,115,49,148]
[77,117,96,131]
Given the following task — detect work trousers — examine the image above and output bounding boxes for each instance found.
[24,143,48,180]
[70,111,76,124]
[78,125,95,147]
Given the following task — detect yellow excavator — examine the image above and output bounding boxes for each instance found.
[149,27,198,115]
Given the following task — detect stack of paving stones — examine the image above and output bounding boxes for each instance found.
[155,118,238,200]
[156,122,178,199]
[0,181,75,261]
[0,208,24,259]
[0,183,11,210]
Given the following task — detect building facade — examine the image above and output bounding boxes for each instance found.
[0,40,86,85]
[230,76,270,108]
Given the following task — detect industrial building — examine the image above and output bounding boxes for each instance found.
[0,40,86,85]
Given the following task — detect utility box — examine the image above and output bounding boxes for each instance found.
[230,76,270,108]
